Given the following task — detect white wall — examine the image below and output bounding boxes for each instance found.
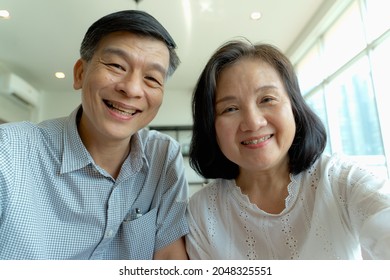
[40,87,202,194]
[1,72,202,194]
[0,63,38,122]
[0,95,33,122]
[39,88,194,126]
[40,90,81,121]
[150,88,193,126]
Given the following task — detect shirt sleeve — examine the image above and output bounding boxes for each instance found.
[154,142,189,251]
[185,202,212,259]
[0,126,14,216]
[360,207,390,259]
[337,158,390,259]
[351,172,390,259]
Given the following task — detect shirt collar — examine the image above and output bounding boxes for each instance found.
[116,131,146,181]
[60,106,93,174]
[60,106,148,177]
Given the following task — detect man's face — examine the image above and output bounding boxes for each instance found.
[73,31,170,146]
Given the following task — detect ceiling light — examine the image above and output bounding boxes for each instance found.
[0,10,10,19]
[250,11,262,20]
[55,72,65,79]
[200,1,212,12]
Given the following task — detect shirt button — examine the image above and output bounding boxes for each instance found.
[105,229,113,238]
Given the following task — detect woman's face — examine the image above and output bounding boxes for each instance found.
[214,58,296,174]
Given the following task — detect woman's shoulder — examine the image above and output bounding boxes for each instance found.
[189,179,234,205]
[310,153,388,191]
[315,153,375,176]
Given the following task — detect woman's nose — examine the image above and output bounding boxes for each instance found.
[240,108,267,131]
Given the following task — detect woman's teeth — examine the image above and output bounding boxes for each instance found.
[242,135,271,145]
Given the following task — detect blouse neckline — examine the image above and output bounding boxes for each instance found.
[230,173,300,216]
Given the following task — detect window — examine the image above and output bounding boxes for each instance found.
[364,0,390,43]
[325,57,383,156]
[321,1,366,77]
[295,43,323,94]
[305,88,331,155]
[294,0,390,178]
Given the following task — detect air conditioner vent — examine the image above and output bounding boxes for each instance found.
[0,72,40,107]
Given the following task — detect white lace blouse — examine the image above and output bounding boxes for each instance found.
[186,154,390,259]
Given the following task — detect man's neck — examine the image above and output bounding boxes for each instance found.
[88,140,131,179]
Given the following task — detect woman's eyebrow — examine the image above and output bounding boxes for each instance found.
[256,85,279,92]
[215,85,279,104]
[215,95,237,105]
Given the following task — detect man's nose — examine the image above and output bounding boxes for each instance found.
[115,72,144,98]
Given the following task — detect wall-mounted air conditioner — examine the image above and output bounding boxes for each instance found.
[0,72,40,107]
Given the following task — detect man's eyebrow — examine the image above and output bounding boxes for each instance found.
[102,47,127,57]
[102,47,168,77]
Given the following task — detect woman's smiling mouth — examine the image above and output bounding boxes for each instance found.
[242,135,272,145]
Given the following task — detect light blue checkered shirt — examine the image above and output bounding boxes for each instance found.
[0,107,189,259]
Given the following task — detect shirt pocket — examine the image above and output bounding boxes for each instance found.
[119,207,158,259]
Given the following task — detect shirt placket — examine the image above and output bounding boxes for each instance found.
[90,181,122,259]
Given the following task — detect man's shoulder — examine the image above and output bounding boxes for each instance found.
[0,121,39,141]
[0,120,36,131]
[0,117,68,149]
[133,128,183,169]
[139,128,177,141]
[137,128,180,150]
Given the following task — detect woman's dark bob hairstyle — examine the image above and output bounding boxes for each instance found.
[190,39,327,179]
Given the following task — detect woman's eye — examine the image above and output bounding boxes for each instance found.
[261,96,277,104]
[222,107,237,114]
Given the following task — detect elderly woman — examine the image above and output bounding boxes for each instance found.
[185,39,390,260]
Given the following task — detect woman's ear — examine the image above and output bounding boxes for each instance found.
[73,59,85,90]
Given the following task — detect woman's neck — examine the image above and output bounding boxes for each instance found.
[235,166,291,214]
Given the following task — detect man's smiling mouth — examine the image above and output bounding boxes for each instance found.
[104,100,139,116]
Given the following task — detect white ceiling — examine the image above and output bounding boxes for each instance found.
[0,0,327,94]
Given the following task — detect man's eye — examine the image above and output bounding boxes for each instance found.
[104,63,125,71]
[111,64,125,70]
[145,76,163,86]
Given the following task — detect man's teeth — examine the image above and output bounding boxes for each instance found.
[106,101,136,116]
[242,135,271,145]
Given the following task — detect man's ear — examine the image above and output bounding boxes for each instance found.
[73,59,85,90]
